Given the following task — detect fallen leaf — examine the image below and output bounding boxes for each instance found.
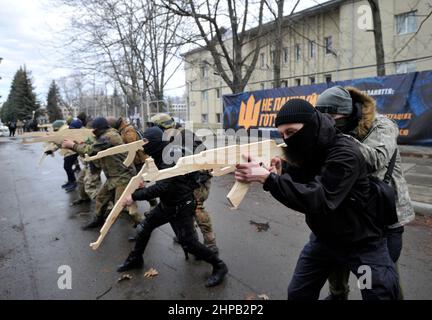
[244,292,257,300]
[117,274,132,282]
[144,267,159,278]
[257,294,270,300]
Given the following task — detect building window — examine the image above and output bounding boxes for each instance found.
[295,78,301,86]
[260,53,265,68]
[309,41,316,58]
[201,114,208,123]
[260,83,265,90]
[395,11,417,35]
[324,36,333,54]
[201,90,208,102]
[325,74,332,83]
[309,77,316,84]
[295,44,301,62]
[216,113,222,123]
[283,47,289,63]
[281,80,288,87]
[270,50,275,64]
[201,65,208,78]
[395,61,416,74]
[216,88,221,99]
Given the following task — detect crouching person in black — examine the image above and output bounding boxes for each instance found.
[234,99,399,300]
[117,126,228,287]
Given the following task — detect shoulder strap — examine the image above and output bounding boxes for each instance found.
[383,150,398,184]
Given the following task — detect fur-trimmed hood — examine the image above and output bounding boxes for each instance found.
[345,87,377,140]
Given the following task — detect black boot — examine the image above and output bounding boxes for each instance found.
[82,214,104,230]
[206,259,228,287]
[117,251,144,272]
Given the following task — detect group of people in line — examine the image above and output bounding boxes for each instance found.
[46,111,227,287]
[42,85,415,299]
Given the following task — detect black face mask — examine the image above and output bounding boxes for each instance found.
[334,102,362,134]
[282,114,319,168]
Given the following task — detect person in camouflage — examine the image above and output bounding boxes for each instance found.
[150,113,219,254]
[70,112,102,206]
[107,116,158,209]
[316,86,415,300]
[62,117,141,229]
[107,116,148,171]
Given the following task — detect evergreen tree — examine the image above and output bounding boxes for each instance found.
[46,80,63,122]
[1,66,39,122]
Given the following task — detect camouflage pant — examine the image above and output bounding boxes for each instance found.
[77,167,102,200]
[193,180,218,251]
[95,181,141,224]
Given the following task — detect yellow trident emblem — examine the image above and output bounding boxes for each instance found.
[238,95,261,130]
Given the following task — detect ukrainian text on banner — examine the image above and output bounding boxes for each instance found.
[222,71,432,145]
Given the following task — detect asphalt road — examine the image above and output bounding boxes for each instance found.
[1,137,431,300]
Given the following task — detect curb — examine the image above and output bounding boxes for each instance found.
[412,201,432,217]
[400,151,432,159]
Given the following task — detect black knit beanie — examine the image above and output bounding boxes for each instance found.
[275,99,315,127]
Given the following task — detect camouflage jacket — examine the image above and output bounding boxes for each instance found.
[117,120,148,166]
[346,87,415,228]
[73,128,135,189]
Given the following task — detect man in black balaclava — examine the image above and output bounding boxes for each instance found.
[234,99,399,300]
[117,126,228,287]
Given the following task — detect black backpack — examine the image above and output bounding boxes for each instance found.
[368,150,399,227]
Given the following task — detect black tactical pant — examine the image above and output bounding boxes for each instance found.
[288,233,399,300]
[328,226,404,298]
[132,200,216,263]
[64,154,78,183]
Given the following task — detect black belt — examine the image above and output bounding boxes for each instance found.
[160,199,194,212]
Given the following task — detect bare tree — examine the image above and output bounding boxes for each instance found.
[265,0,301,88]
[57,0,189,119]
[368,0,386,76]
[165,0,266,94]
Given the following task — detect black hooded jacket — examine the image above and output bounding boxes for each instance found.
[264,112,383,245]
[131,127,198,207]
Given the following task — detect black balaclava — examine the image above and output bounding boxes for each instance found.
[334,102,363,135]
[142,126,169,167]
[275,99,320,168]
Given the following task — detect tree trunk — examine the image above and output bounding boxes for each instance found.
[368,0,386,76]
[273,0,284,88]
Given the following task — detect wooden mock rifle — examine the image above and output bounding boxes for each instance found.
[86,139,286,250]
[21,128,94,145]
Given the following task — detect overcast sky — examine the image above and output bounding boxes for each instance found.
[0,0,330,104]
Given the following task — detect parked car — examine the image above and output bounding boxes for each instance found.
[0,122,9,137]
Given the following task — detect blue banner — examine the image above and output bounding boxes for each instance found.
[223,71,432,145]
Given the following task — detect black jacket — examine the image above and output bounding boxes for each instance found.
[263,113,383,245]
[131,152,198,207]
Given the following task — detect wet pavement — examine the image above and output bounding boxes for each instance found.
[1,137,431,300]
